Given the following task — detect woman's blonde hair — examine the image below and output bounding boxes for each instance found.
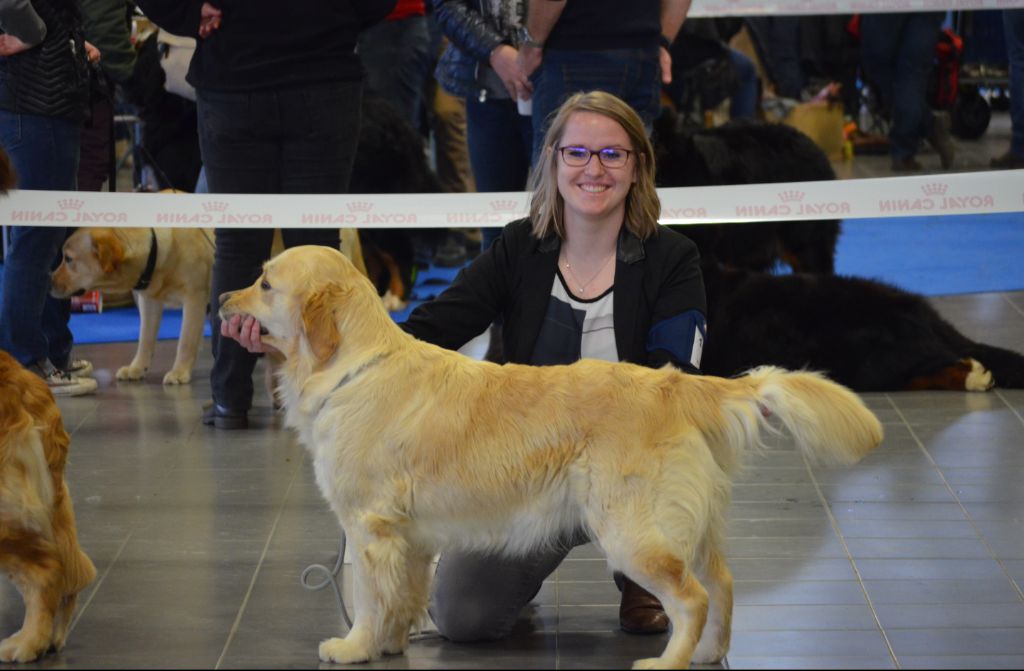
[528,90,660,241]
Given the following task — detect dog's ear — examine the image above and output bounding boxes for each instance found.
[301,285,344,364]
[91,229,125,274]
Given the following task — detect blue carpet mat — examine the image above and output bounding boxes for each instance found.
[68,213,1023,345]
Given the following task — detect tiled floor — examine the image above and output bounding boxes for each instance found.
[2,111,1022,669]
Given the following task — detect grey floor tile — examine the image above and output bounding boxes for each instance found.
[854,558,1009,581]
[734,580,868,606]
[844,537,993,559]
[874,602,1024,629]
[724,656,896,669]
[886,628,1024,656]
[863,579,1024,605]
[731,604,878,631]
[898,655,1024,669]
[727,629,891,657]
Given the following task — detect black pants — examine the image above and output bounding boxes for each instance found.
[197,81,361,411]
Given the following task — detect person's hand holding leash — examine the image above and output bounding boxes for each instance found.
[222,314,280,354]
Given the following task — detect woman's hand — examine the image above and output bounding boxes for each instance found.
[490,44,533,101]
[84,40,101,63]
[199,2,223,38]
[0,34,31,57]
[221,314,280,354]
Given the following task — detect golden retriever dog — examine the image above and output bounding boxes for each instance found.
[219,245,883,669]
[0,350,97,662]
[50,226,213,384]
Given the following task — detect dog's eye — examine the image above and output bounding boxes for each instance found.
[260,279,271,291]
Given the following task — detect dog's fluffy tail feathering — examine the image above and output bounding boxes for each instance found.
[712,366,883,471]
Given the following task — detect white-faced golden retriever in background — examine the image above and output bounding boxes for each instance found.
[220,245,884,670]
[50,226,213,384]
[0,350,96,662]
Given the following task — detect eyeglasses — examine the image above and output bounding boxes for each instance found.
[558,146,633,169]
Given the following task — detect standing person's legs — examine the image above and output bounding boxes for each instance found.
[891,12,944,160]
[198,89,283,419]
[465,97,533,250]
[859,14,902,156]
[0,111,80,370]
[357,16,434,129]
[278,80,362,252]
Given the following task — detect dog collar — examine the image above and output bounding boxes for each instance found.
[134,228,158,291]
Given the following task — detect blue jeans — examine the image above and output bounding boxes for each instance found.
[529,47,662,163]
[0,111,80,369]
[197,82,358,411]
[1004,9,1024,156]
[465,96,533,250]
[358,15,434,129]
[728,48,759,119]
[860,12,945,161]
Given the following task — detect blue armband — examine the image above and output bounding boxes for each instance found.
[646,310,706,369]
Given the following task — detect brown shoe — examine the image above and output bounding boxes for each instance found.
[616,573,669,634]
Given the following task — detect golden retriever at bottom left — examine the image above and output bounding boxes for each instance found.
[0,350,96,662]
[220,245,884,670]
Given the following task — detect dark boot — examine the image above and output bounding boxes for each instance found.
[614,572,669,634]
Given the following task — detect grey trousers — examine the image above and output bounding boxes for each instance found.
[428,530,590,641]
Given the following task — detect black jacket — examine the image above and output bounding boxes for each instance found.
[433,0,513,101]
[135,0,396,92]
[0,0,89,121]
[402,218,706,371]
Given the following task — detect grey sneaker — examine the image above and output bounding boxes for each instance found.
[28,360,98,397]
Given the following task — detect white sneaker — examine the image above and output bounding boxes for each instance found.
[67,358,94,377]
[28,361,98,397]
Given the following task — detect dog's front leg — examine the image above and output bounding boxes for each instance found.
[163,291,206,384]
[0,573,60,663]
[319,523,421,664]
[116,293,162,381]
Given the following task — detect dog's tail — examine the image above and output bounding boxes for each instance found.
[968,343,1024,388]
[719,366,883,467]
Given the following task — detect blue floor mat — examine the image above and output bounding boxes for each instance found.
[67,213,1023,345]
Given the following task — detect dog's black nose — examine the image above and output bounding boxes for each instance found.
[218,291,235,307]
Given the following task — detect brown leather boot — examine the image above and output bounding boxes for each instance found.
[615,572,669,634]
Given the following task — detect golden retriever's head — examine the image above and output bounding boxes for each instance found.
[50,227,128,298]
[219,245,376,365]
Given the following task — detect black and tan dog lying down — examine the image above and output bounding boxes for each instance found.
[700,263,1024,392]
[219,245,883,669]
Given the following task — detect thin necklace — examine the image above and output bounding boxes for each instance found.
[562,251,615,295]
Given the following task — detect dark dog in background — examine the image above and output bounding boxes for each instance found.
[700,263,1024,392]
[351,95,446,308]
[654,111,840,274]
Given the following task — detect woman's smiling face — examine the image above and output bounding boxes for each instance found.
[556,111,636,225]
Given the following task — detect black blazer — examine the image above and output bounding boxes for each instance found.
[402,218,706,371]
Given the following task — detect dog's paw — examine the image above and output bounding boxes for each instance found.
[319,637,373,664]
[632,657,671,670]
[0,632,49,663]
[162,369,192,385]
[116,365,146,381]
[965,359,994,392]
[692,644,728,665]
